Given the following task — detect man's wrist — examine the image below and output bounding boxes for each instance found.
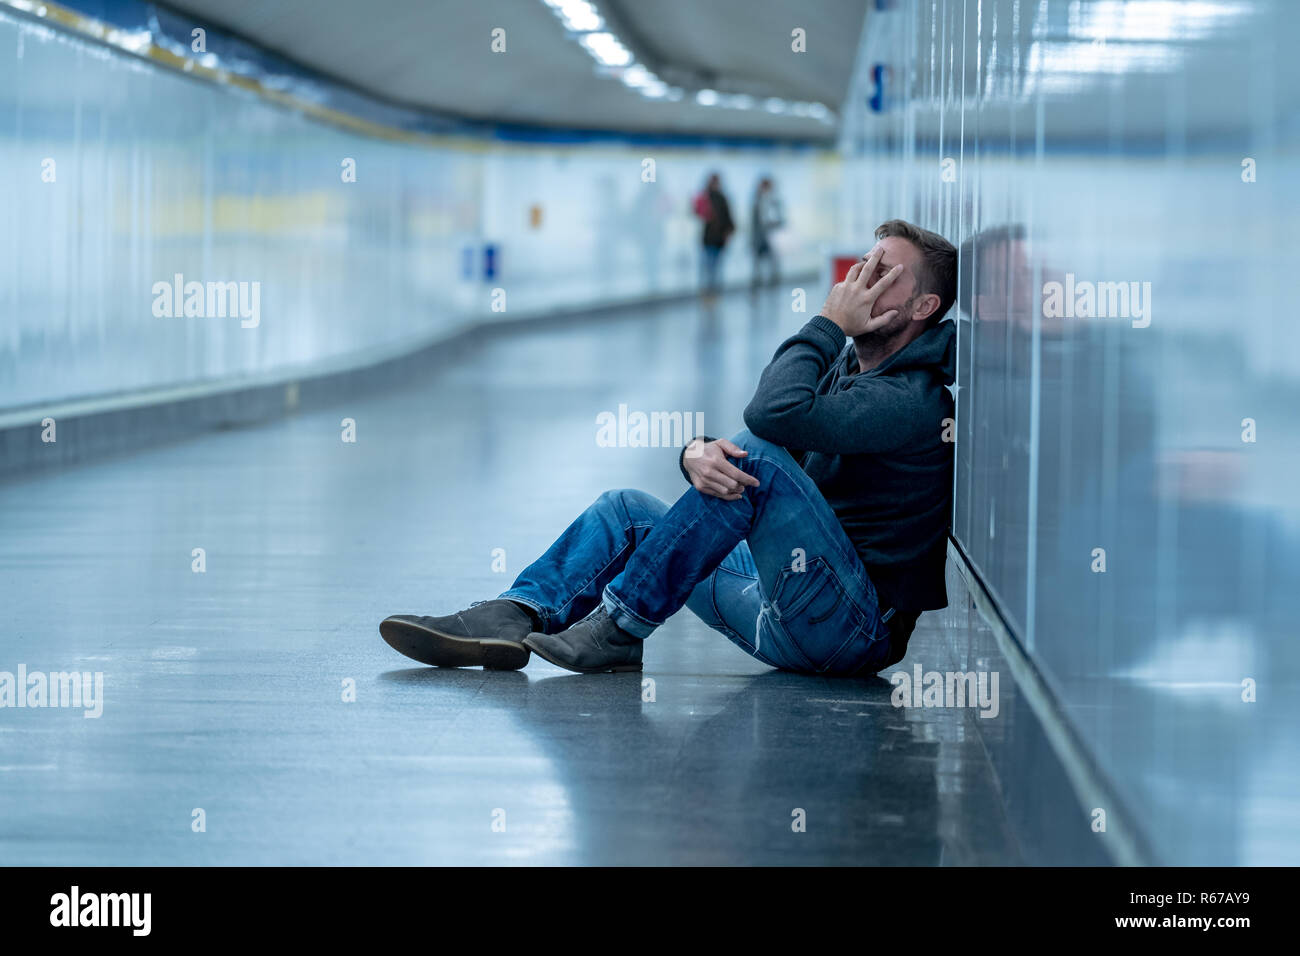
[678,441,698,482]
[809,313,849,342]
[679,435,716,482]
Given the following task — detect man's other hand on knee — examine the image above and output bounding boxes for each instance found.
[682,437,762,501]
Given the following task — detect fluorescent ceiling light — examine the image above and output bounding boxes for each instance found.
[580,31,631,66]
[620,64,653,87]
[558,0,603,32]
[538,0,834,122]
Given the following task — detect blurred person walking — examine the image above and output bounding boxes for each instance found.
[750,177,784,289]
[693,172,734,297]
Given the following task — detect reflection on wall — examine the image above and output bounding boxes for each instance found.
[841,0,1300,864]
[0,9,836,411]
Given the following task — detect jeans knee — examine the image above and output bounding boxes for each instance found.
[727,429,791,460]
[596,488,668,522]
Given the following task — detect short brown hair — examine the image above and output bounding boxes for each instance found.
[874,219,958,328]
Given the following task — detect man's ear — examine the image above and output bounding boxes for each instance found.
[912,292,941,323]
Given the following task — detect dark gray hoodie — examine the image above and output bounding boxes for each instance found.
[740,313,957,614]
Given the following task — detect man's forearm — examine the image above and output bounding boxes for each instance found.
[742,315,843,445]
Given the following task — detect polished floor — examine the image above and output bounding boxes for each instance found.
[0,291,1021,865]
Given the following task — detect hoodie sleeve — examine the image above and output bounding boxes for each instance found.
[743,314,935,455]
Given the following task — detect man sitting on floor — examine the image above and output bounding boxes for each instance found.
[380,219,958,676]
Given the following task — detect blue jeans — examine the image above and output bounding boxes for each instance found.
[700,244,724,291]
[501,430,896,676]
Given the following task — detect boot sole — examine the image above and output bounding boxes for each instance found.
[521,636,642,674]
[380,618,530,670]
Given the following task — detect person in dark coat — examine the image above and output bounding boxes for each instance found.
[696,172,734,295]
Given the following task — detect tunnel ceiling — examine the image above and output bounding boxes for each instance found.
[157,0,866,142]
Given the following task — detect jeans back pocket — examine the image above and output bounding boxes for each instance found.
[770,557,861,671]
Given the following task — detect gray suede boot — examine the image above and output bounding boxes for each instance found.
[522,604,643,674]
[380,599,535,669]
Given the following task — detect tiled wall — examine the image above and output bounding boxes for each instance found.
[841,0,1300,864]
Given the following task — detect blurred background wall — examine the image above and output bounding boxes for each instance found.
[840,0,1300,864]
[0,6,838,411]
